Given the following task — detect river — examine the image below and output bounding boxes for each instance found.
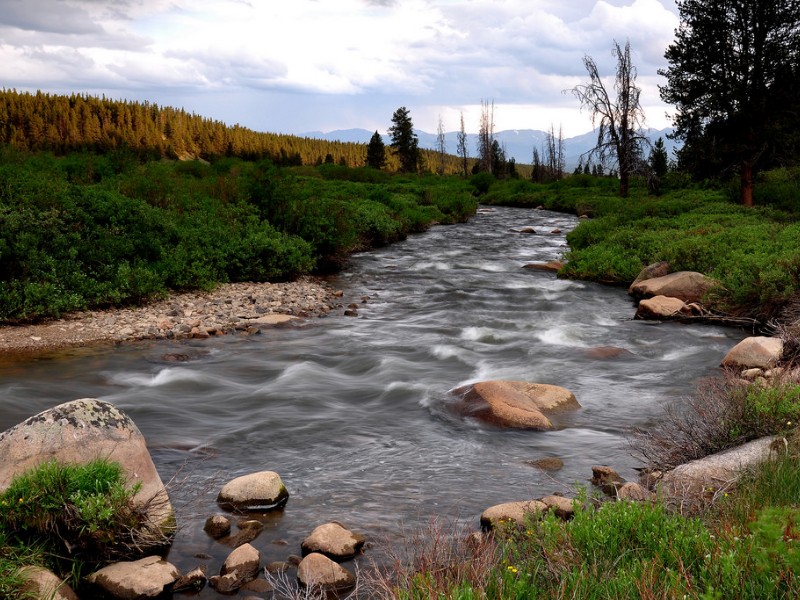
[0,205,747,595]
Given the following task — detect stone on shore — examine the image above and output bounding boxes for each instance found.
[629,271,718,303]
[628,261,671,293]
[301,522,366,560]
[721,336,784,370]
[658,436,784,500]
[297,553,356,594]
[452,380,579,430]
[540,495,575,520]
[0,399,174,540]
[85,556,179,599]
[217,471,289,511]
[18,566,79,600]
[480,500,548,529]
[635,295,689,320]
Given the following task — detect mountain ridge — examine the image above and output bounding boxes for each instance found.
[303,127,680,172]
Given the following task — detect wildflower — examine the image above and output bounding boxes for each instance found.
[507,565,518,574]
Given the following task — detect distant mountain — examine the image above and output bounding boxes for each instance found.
[304,127,680,172]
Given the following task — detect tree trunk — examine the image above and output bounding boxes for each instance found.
[740,160,754,207]
[619,171,629,198]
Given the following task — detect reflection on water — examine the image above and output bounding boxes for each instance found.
[0,206,746,591]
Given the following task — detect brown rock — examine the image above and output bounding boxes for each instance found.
[301,522,366,560]
[18,566,79,600]
[628,261,671,292]
[591,465,625,496]
[524,457,564,471]
[540,495,575,520]
[171,567,207,594]
[85,556,179,599]
[629,271,718,303]
[204,515,232,539]
[616,482,652,501]
[721,337,784,370]
[217,471,289,511]
[480,500,548,529]
[452,380,579,430]
[584,346,634,360]
[218,543,261,591]
[297,553,355,593]
[522,260,564,273]
[635,295,689,320]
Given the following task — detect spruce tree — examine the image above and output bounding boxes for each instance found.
[365,130,386,169]
[388,106,419,173]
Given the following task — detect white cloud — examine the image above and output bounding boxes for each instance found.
[0,0,681,137]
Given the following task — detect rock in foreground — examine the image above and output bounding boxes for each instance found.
[452,380,579,430]
[85,556,179,599]
[297,553,355,595]
[0,399,174,538]
[721,336,784,370]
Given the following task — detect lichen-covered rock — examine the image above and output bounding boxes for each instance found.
[297,553,355,593]
[0,399,174,538]
[452,380,579,430]
[217,471,289,511]
[721,337,784,370]
[301,522,366,560]
[480,500,547,529]
[85,556,179,599]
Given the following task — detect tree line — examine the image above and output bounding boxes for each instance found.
[0,89,471,174]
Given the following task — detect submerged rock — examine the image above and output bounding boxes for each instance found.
[452,380,579,430]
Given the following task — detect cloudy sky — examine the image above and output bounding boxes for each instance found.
[0,0,680,137]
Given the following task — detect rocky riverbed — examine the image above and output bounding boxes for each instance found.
[0,277,344,357]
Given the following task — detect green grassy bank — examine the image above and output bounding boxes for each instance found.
[0,146,477,323]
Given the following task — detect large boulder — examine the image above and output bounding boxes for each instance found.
[658,436,783,500]
[629,271,718,303]
[628,261,671,293]
[297,553,355,594]
[721,336,784,370]
[85,556,179,599]
[217,471,289,511]
[301,522,366,560]
[451,380,579,430]
[0,399,174,538]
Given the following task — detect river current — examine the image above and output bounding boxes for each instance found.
[0,206,747,588]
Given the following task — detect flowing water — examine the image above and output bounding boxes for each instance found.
[0,206,747,592]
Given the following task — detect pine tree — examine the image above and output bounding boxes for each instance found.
[388,106,419,173]
[365,130,386,169]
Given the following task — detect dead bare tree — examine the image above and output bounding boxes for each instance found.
[456,112,469,177]
[571,39,649,197]
[477,99,495,174]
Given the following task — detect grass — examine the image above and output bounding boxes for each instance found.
[0,459,157,597]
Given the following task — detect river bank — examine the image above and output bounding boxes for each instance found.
[0,277,343,359]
